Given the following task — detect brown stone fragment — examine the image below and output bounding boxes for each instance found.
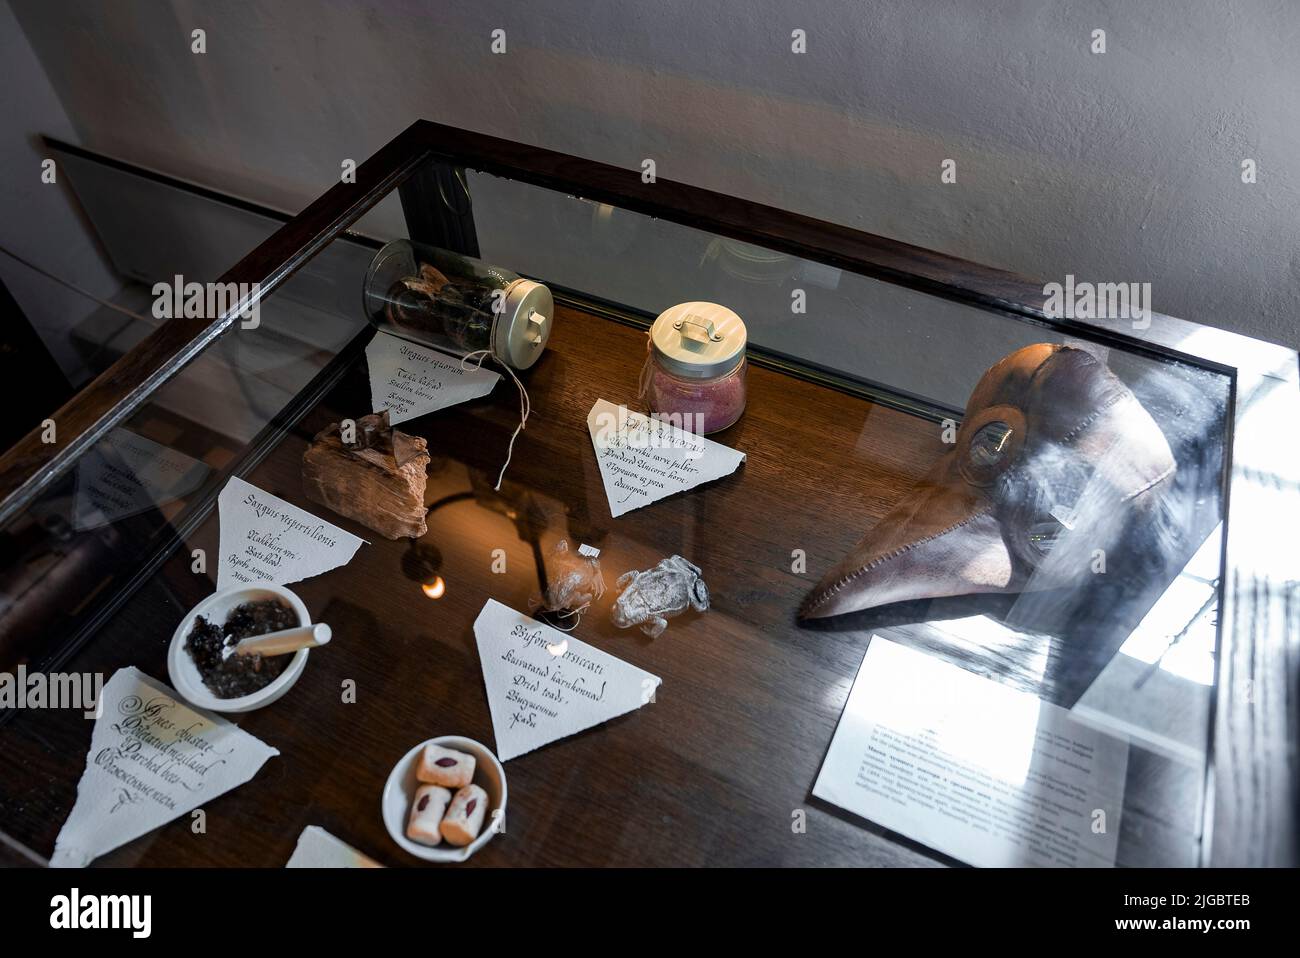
[302,411,429,539]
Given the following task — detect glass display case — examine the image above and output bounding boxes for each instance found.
[0,121,1295,868]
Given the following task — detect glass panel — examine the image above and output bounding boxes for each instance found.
[424,162,1232,867]
[0,234,374,670]
[0,153,1233,868]
[0,232,373,862]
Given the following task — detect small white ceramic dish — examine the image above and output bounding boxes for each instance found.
[167,583,312,713]
[382,736,507,863]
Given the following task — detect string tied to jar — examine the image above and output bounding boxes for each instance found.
[461,349,531,491]
[636,331,656,402]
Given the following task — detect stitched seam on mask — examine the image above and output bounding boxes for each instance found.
[1058,389,1126,445]
[1122,462,1175,501]
[807,510,993,608]
[1060,392,1172,500]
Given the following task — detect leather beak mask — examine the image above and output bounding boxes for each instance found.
[800,344,1176,619]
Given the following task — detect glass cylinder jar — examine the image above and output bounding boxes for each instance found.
[644,302,747,434]
[363,239,553,369]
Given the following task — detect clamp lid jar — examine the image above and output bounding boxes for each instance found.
[644,302,748,434]
[363,239,553,369]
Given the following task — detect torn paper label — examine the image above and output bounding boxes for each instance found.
[366,331,499,425]
[286,826,382,868]
[52,667,278,867]
[217,476,365,589]
[587,399,745,518]
[474,599,661,761]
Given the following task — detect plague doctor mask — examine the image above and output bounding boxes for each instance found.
[800,344,1176,619]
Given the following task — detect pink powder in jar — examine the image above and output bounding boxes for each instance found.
[645,302,748,434]
[647,357,747,434]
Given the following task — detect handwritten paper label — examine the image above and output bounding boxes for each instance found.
[74,428,209,532]
[587,399,745,518]
[813,638,1129,868]
[51,667,279,867]
[217,477,365,589]
[366,331,499,425]
[474,599,661,761]
[286,826,382,868]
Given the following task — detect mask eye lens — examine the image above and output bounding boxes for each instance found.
[968,422,1014,469]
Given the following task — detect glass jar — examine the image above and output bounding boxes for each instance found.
[644,302,747,434]
[363,239,553,369]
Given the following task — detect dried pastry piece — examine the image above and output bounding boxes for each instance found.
[406,784,452,846]
[415,743,476,788]
[439,784,488,846]
[301,410,430,539]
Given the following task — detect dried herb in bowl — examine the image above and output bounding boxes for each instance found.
[185,599,300,698]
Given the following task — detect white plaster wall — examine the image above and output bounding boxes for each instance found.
[6,0,1299,348]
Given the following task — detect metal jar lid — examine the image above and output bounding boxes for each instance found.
[493,278,553,369]
[649,302,747,379]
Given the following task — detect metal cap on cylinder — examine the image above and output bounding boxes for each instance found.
[649,302,747,379]
[494,279,553,369]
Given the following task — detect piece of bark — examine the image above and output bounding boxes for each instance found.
[302,414,430,540]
